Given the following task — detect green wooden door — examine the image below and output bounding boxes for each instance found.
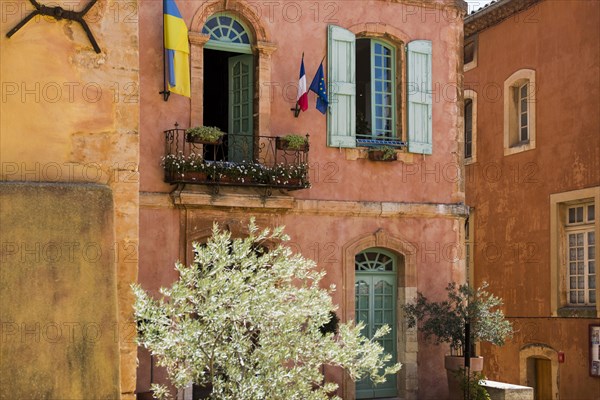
[355,250,398,399]
[228,54,253,162]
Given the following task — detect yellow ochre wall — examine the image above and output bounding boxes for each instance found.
[0,1,140,398]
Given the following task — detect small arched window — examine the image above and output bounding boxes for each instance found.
[503,69,536,155]
[202,14,252,53]
[355,249,396,272]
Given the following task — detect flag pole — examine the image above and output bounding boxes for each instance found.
[291,52,304,118]
[159,0,170,101]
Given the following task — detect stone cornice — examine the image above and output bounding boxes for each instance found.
[464,0,542,37]
[293,199,468,218]
[254,41,277,56]
[140,191,469,218]
[188,31,210,46]
[392,0,468,13]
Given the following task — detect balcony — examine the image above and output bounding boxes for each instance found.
[163,125,310,192]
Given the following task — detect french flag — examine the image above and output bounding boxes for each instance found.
[296,55,308,112]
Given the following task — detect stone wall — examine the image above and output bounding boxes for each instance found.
[0,1,140,398]
[0,183,120,399]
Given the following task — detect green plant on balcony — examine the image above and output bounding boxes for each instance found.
[368,146,397,161]
[185,126,225,144]
[161,153,308,187]
[276,134,309,151]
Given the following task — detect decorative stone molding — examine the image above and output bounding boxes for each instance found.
[168,187,295,210]
[190,0,271,42]
[140,192,469,219]
[341,230,419,400]
[465,0,541,36]
[347,22,411,44]
[187,2,276,134]
[189,32,211,127]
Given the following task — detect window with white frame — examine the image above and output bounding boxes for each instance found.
[566,203,596,305]
[503,69,536,156]
[550,188,599,315]
[356,39,396,141]
[327,25,432,154]
[517,82,530,143]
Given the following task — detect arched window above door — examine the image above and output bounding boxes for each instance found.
[202,14,252,53]
[355,249,396,272]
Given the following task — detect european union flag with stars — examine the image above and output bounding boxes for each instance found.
[309,62,328,114]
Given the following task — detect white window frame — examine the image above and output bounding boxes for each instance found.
[565,203,596,306]
[355,38,398,142]
[327,25,431,154]
[550,187,600,317]
[503,69,536,156]
[518,82,530,143]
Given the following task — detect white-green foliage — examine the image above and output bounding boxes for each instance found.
[133,220,400,400]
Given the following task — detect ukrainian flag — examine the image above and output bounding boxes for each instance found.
[164,0,190,97]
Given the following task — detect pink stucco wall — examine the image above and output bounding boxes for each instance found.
[139,1,467,398]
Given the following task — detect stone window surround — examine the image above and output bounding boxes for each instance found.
[550,187,600,318]
[503,68,536,156]
[342,229,418,400]
[188,1,277,135]
[464,34,478,72]
[464,89,477,164]
[343,23,412,162]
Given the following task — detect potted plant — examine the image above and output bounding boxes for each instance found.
[185,126,225,144]
[276,134,309,151]
[402,282,513,399]
[368,146,397,161]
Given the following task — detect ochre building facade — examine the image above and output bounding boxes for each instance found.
[464,1,600,399]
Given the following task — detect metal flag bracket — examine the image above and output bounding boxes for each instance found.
[6,0,101,54]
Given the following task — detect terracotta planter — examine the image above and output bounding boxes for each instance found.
[186,133,223,145]
[276,137,308,151]
[445,355,484,400]
[182,171,208,182]
[368,150,397,161]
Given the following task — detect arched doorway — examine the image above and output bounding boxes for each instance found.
[519,344,559,400]
[355,248,398,398]
[201,13,254,163]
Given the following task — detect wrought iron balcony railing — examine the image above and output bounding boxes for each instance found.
[163,125,310,191]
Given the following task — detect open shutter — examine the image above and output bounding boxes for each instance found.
[407,40,432,154]
[327,25,356,148]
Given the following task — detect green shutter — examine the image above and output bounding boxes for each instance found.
[228,54,254,163]
[407,40,432,154]
[327,25,356,148]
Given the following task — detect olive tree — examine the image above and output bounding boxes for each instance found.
[133,220,400,400]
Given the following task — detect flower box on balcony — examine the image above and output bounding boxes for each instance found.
[368,146,397,162]
[276,134,309,151]
[185,126,225,144]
